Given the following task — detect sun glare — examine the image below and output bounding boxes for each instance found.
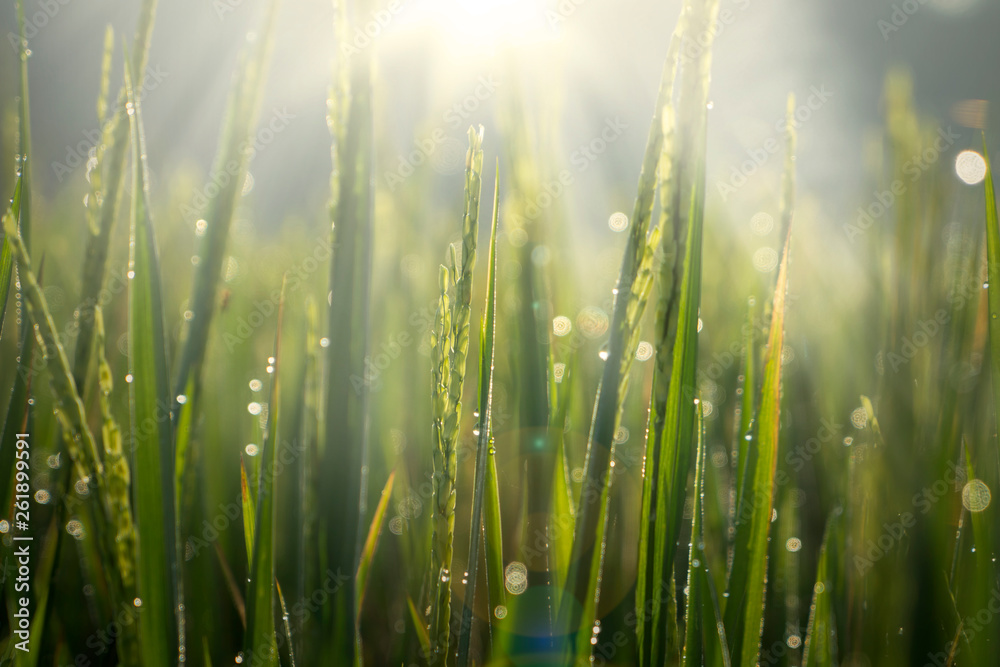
[417,0,556,52]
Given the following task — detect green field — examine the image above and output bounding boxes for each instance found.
[0,0,998,665]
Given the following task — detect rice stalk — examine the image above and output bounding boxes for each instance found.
[124,58,180,666]
[0,177,17,337]
[14,0,32,253]
[429,262,453,658]
[982,140,1000,456]
[245,278,286,667]
[724,94,796,665]
[94,305,136,593]
[636,0,719,661]
[172,0,279,416]
[319,0,376,660]
[0,174,25,514]
[357,472,396,616]
[802,514,839,667]
[1,215,105,511]
[71,0,158,391]
[560,40,670,660]
[682,402,706,666]
[457,162,501,667]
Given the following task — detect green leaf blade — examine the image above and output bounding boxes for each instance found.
[124,61,179,667]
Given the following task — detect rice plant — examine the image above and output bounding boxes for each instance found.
[1,0,999,665]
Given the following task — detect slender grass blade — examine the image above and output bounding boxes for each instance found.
[682,404,706,666]
[802,515,839,667]
[245,279,285,667]
[357,471,396,616]
[124,60,179,666]
[457,162,501,667]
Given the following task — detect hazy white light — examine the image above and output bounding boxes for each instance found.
[553,362,566,382]
[751,212,774,236]
[753,247,779,273]
[576,306,609,339]
[504,561,528,595]
[608,212,629,232]
[424,0,554,51]
[553,315,572,336]
[962,480,991,512]
[955,150,987,185]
